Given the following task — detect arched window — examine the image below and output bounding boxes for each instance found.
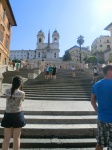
[38,52,40,58]
[54,38,57,42]
[39,38,41,43]
[54,52,56,58]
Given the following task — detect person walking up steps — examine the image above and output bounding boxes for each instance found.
[91,65,112,150]
[1,75,26,150]
[91,67,98,83]
[45,64,49,79]
[16,62,20,71]
[71,66,76,77]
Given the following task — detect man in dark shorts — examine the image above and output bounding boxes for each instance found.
[91,65,112,150]
[52,65,57,79]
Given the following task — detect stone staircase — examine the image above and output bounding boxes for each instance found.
[0,68,105,149]
[2,67,34,83]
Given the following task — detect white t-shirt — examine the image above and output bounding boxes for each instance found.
[94,68,97,73]
[46,66,49,72]
[72,67,75,71]
[5,89,25,113]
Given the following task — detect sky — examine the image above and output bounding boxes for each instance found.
[9,0,112,57]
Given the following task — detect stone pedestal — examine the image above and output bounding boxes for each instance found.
[34,69,41,75]
[28,73,38,79]
[39,61,45,72]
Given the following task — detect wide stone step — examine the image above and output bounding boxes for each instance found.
[0,124,97,138]
[23,89,91,91]
[23,88,92,90]
[25,93,91,96]
[25,94,91,98]
[0,147,107,150]
[0,138,98,148]
[0,114,97,124]
[0,110,97,116]
[23,87,91,89]
[24,92,91,94]
[24,96,90,101]
[23,89,91,92]
[23,85,92,88]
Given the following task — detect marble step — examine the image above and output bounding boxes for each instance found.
[24,94,91,97]
[0,114,97,124]
[23,88,91,91]
[23,96,91,101]
[0,110,97,116]
[23,89,91,92]
[0,138,98,148]
[23,86,92,88]
[24,94,91,98]
[0,124,97,138]
[23,92,91,95]
[2,148,102,150]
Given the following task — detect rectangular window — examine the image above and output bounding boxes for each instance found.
[7,21,11,31]
[107,40,109,43]
[0,53,1,62]
[0,30,4,42]
[5,38,9,49]
[107,45,110,49]
[2,10,6,20]
[4,58,6,65]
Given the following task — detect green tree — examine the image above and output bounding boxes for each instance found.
[98,58,105,64]
[63,50,72,61]
[109,54,112,63]
[12,59,21,63]
[86,56,97,64]
[83,56,89,63]
[77,35,84,63]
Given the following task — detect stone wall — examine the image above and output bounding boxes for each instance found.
[27,59,86,70]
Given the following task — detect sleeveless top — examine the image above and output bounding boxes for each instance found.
[5,89,25,113]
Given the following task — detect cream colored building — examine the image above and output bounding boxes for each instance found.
[91,23,112,63]
[0,0,16,65]
[68,45,91,62]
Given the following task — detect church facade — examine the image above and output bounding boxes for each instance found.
[10,30,60,61]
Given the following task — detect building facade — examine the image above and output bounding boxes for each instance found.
[67,45,91,62]
[10,30,60,61]
[91,35,112,63]
[0,0,16,65]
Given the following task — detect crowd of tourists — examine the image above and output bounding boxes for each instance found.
[45,64,57,79]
